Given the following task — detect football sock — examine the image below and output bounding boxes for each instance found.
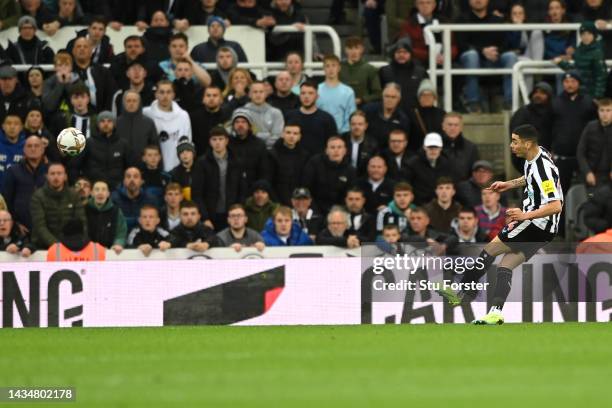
[460,250,495,300]
[492,267,513,309]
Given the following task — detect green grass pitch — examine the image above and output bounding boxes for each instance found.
[1,323,611,407]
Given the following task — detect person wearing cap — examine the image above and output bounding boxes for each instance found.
[190,15,247,63]
[112,58,156,115]
[245,180,279,233]
[510,81,553,171]
[406,132,452,205]
[456,159,502,209]
[192,126,246,231]
[577,97,612,191]
[0,109,26,191]
[380,38,427,115]
[64,81,97,139]
[441,112,480,181]
[82,110,130,189]
[290,187,324,241]
[228,108,271,187]
[339,36,381,107]
[269,123,310,205]
[554,21,607,98]
[0,65,31,125]
[551,70,597,195]
[410,79,446,151]
[6,15,54,65]
[170,136,196,201]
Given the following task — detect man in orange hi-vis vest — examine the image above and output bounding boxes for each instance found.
[47,218,106,261]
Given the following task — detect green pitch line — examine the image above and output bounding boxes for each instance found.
[1,324,611,407]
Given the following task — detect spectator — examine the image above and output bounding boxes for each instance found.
[362,0,385,54]
[111,167,158,232]
[55,0,86,27]
[406,132,453,204]
[26,67,44,103]
[0,0,20,31]
[510,81,554,170]
[139,144,171,208]
[116,90,159,164]
[159,32,190,82]
[65,82,96,139]
[227,0,275,29]
[228,109,271,187]
[506,3,544,91]
[244,81,285,149]
[365,82,410,148]
[317,55,356,134]
[398,0,458,66]
[544,0,576,92]
[160,182,183,231]
[192,127,247,229]
[126,205,171,256]
[268,0,307,61]
[316,206,360,248]
[582,182,612,233]
[223,67,252,111]
[209,47,239,90]
[189,85,230,155]
[577,98,612,191]
[379,224,402,244]
[0,210,33,257]
[267,71,300,116]
[286,52,309,95]
[144,80,192,172]
[409,79,445,151]
[71,36,117,112]
[442,112,479,181]
[167,200,219,251]
[379,38,427,115]
[402,206,443,243]
[86,179,127,253]
[303,136,356,214]
[456,160,501,209]
[23,106,52,142]
[73,176,91,206]
[551,71,597,194]
[83,111,130,189]
[342,110,378,178]
[46,218,105,261]
[285,82,337,155]
[142,10,173,63]
[169,136,195,201]
[382,129,414,182]
[191,16,248,63]
[376,182,416,235]
[172,59,207,112]
[245,180,279,232]
[270,123,310,205]
[345,187,376,242]
[186,0,229,26]
[66,17,114,65]
[2,134,46,233]
[0,111,26,191]
[450,207,488,243]
[340,36,382,107]
[458,0,518,112]
[30,163,86,249]
[17,0,55,32]
[581,0,612,59]
[423,177,462,233]
[356,155,395,214]
[554,21,607,98]
[112,59,156,115]
[0,66,30,125]
[41,52,80,132]
[475,187,506,240]
[110,36,160,91]
[290,187,323,241]
[216,204,266,251]
[261,205,313,246]
[6,16,54,65]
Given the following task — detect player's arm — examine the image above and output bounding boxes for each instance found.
[506,200,562,222]
[488,176,525,193]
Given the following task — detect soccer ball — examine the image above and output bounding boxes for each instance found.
[57,127,86,157]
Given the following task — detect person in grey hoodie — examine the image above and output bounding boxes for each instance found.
[243,81,284,149]
[116,90,159,164]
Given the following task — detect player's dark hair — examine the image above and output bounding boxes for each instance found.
[513,124,539,142]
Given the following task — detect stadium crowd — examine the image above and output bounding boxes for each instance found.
[0,0,610,258]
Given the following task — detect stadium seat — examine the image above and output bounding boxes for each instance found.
[564,183,588,242]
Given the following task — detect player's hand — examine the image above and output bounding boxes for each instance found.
[585,172,596,186]
[487,181,511,193]
[506,208,527,222]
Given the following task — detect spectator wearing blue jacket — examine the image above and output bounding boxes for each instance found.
[0,111,26,190]
[261,206,313,246]
[111,167,158,232]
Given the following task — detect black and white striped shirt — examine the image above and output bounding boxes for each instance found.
[522,147,563,233]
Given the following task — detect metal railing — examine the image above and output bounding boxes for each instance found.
[422,23,600,111]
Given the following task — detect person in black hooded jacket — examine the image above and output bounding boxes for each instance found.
[379,38,427,115]
[115,90,159,164]
[0,66,31,124]
[269,123,311,205]
[228,108,271,187]
[6,16,54,65]
[142,11,173,62]
[576,99,612,190]
[302,136,357,214]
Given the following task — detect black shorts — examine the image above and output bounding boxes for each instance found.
[497,220,555,260]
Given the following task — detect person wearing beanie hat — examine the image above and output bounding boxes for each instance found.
[169,136,196,201]
[229,107,271,187]
[0,65,30,125]
[6,15,54,65]
[554,21,607,98]
[245,179,279,233]
[411,79,445,151]
[380,37,427,114]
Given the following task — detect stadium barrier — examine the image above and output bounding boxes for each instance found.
[1,246,610,328]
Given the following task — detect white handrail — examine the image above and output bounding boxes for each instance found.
[422,23,604,111]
